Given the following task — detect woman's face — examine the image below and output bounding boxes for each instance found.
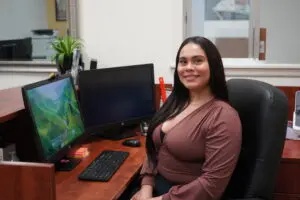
[177,42,210,91]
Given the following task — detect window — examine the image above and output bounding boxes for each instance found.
[205,0,250,20]
[184,0,260,59]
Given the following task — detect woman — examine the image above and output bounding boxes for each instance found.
[131,36,242,200]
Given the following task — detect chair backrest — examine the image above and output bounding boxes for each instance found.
[223,79,288,200]
[0,161,56,200]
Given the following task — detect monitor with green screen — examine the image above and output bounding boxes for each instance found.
[23,76,85,161]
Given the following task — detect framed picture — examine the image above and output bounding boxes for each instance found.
[55,0,67,21]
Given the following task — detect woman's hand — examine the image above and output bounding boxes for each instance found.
[130,190,141,200]
[131,192,163,200]
[131,185,153,200]
[145,196,163,200]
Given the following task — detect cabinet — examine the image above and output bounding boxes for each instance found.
[273,140,300,200]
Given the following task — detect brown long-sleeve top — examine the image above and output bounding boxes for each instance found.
[140,99,242,200]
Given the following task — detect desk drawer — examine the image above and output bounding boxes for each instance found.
[275,162,300,194]
[273,194,300,200]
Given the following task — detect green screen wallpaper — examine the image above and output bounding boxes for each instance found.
[26,78,84,160]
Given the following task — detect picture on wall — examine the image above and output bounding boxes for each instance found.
[55,0,67,21]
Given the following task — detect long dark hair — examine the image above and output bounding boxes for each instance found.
[146,36,228,168]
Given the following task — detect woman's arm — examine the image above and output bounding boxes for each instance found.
[137,156,158,199]
[140,156,157,187]
[161,108,242,200]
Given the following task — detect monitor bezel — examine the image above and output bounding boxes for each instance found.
[22,74,86,163]
[79,63,156,135]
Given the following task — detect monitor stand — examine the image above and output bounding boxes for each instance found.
[55,157,82,171]
[93,125,137,141]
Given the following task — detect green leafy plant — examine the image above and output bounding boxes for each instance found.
[50,35,82,66]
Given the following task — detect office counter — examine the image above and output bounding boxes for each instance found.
[0,83,168,123]
[0,87,23,123]
[0,135,146,200]
[1,87,300,200]
[0,86,146,200]
[0,60,55,66]
[0,60,56,90]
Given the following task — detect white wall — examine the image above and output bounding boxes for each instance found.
[0,0,48,40]
[78,0,184,83]
[77,0,300,85]
[260,0,300,64]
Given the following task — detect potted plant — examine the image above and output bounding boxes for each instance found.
[50,35,82,74]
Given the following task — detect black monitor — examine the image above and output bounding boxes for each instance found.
[0,37,32,60]
[79,63,156,140]
[22,75,85,171]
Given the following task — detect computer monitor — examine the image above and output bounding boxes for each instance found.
[22,75,85,171]
[79,63,156,140]
[0,37,32,60]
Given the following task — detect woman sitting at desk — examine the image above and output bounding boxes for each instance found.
[131,36,242,200]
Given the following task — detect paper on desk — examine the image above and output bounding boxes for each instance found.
[286,127,300,140]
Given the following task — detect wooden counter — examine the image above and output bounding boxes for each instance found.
[0,87,24,123]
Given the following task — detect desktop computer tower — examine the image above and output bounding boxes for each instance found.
[0,111,40,162]
[0,38,32,60]
[12,112,40,162]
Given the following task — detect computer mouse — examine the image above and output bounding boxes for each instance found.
[122,139,141,147]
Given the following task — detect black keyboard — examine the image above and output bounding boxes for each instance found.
[78,150,129,182]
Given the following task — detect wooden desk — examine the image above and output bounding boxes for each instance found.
[273,139,300,200]
[56,135,146,200]
[1,86,300,200]
[0,87,147,200]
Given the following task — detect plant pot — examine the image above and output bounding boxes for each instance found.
[57,54,73,74]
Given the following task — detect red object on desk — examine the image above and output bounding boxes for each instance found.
[159,77,167,103]
[69,147,89,159]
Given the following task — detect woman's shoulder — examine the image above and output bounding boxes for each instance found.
[207,99,242,137]
[207,99,241,126]
[211,99,239,116]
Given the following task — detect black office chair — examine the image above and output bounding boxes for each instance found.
[223,79,288,200]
